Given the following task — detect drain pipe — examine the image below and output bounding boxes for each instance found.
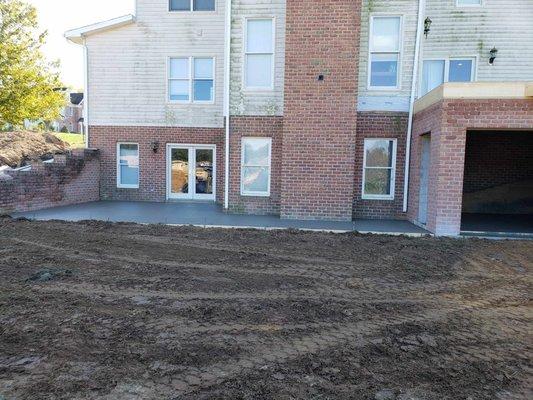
[403,0,426,213]
[83,39,89,148]
[223,0,232,210]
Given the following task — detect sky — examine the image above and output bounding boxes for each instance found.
[27,0,135,89]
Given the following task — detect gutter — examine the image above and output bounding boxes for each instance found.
[403,0,426,213]
[223,0,232,210]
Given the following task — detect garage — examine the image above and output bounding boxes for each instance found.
[461,130,533,236]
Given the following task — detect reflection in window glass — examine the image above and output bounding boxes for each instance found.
[363,139,396,199]
[241,138,271,196]
[369,16,401,88]
[449,59,473,82]
[421,60,445,95]
[118,144,139,187]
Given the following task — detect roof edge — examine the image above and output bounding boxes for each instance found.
[65,14,135,44]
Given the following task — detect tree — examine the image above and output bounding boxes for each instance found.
[0,0,65,128]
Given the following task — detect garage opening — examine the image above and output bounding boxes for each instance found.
[461,130,533,236]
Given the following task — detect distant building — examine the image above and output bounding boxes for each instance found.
[52,93,84,133]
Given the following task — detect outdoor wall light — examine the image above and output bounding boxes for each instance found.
[150,141,160,153]
[424,17,432,38]
[489,47,498,65]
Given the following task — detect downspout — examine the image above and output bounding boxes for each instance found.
[223,0,232,210]
[403,0,425,212]
[83,38,89,148]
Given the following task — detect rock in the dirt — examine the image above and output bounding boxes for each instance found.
[27,268,72,283]
[375,389,396,400]
[131,296,151,305]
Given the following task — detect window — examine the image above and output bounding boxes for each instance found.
[421,58,475,95]
[369,16,402,89]
[245,19,274,89]
[457,0,482,6]
[362,139,397,200]
[117,143,139,188]
[169,0,215,11]
[241,138,272,196]
[169,57,214,102]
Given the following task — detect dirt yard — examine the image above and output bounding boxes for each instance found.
[0,218,531,400]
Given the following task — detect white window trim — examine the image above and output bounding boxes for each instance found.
[243,17,276,92]
[362,138,397,201]
[456,0,483,8]
[419,56,477,96]
[168,0,216,12]
[241,137,272,197]
[167,56,216,104]
[117,142,139,189]
[367,14,404,91]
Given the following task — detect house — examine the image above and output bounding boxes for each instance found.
[52,92,85,133]
[65,0,533,236]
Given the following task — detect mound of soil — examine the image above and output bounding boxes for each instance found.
[0,131,69,168]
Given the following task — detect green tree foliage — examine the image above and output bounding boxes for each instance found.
[0,0,65,128]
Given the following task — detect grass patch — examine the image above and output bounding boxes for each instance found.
[53,132,85,149]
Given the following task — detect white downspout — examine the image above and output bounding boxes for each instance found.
[223,0,232,210]
[83,38,89,148]
[402,0,426,213]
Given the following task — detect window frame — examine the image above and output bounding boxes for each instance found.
[240,137,272,197]
[167,56,216,104]
[243,17,276,91]
[456,0,483,8]
[169,0,216,12]
[362,138,397,201]
[367,14,404,91]
[419,56,477,96]
[117,142,140,189]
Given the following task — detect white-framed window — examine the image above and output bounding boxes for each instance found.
[456,0,482,7]
[368,16,402,90]
[117,143,139,189]
[244,18,274,90]
[168,57,215,103]
[169,0,215,11]
[421,57,476,96]
[362,139,397,200]
[241,137,272,196]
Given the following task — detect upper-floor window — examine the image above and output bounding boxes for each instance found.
[369,16,402,90]
[456,0,482,6]
[421,58,476,96]
[245,18,274,90]
[170,0,215,11]
[169,57,214,103]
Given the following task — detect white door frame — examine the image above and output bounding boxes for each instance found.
[166,144,217,201]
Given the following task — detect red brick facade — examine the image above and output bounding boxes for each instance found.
[281,0,362,221]
[354,112,408,219]
[408,99,533,236]
[0,150,99,214]
[89,125,225,203]
[229,116,283,215]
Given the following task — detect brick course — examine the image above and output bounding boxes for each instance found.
[281,0,362,221]
[408,99,533,236]
[0,149,99,214]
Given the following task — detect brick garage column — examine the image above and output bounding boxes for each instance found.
[281,0,361,221]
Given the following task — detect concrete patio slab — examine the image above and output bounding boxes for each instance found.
[11,201,429,235]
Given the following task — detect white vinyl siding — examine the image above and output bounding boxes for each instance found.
[368,16,402,90]
[168,57,215,103]
[362,139,397,200]
[241,137,272,196]
[245,19,274,90]
[117,143,139,188]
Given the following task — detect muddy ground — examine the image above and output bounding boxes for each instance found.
[0,218,531,400]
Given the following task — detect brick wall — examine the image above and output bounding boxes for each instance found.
[463,131,533,193]
[0,149,99,214]
[229,116,283,215]
[409,99,533,236]
[89,125,225,203]
[281,0,361,221]
[354,112,408,219]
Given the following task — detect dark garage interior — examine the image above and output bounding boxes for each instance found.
[461,130,533,235]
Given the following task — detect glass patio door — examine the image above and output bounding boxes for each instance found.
[168,145,215,201]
